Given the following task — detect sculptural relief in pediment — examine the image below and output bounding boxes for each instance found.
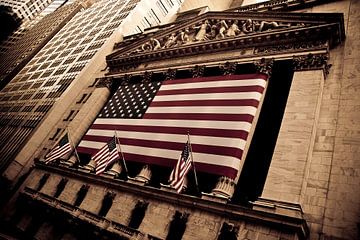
[126,18,302,55]
[106,12,344,73]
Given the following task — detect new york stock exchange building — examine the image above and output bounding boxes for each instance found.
[0,0,359,239]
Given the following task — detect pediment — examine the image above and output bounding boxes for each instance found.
[106,11,344,72]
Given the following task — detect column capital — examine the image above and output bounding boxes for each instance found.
[254,58,274,77]
[191,65,205,78]
[220,61,237,75]
[292,53,331,78]
[95,76,113,89]
[165,68,177,80]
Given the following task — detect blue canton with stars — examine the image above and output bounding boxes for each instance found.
[98,81,162,119]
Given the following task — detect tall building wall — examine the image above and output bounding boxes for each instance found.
[0,1,84,88]
[1,0,54,21]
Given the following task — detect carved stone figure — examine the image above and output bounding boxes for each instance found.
[226,20,240,37]
[216,20,229,39]
[141,38,161,51]
[242,19,254,34]
[257,20,291,31]
[177,27,191,45]
[194,20,210,41]
[205,26,217,40]
[163,33,177,48]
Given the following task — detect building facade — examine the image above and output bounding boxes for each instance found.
[0,1,85,88]
[0,0,183,182]
[0,0,359,239]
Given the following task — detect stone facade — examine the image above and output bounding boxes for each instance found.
[0,0,359,240]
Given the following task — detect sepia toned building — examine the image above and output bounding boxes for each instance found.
[0,0,359,239]
[0,1,85,88]
[0,0,183,181]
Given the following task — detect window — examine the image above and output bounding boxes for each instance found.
[128,201,148,229]
[217,222,239,240]
[166,211,189,240]
[74,184,89,207]
[36,173,50,191]
[63,110,76,121]
[76,93,90,104]
[49,128,63,141]
[53,178,68,198]
[98,192,116,217]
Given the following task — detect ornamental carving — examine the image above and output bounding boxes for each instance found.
[293,53,331,77]
[254,58,274,76]
[142,71,153,83]
[220,62,237,75]
[254,40,328,54]
[120,74,131,86]
[106,12,344,74]
[127,18,296,55]
[165,68,177,80]
[191,65,205,78]
[96,77,113,89]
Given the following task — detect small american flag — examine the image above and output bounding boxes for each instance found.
[45,133,72,163]
[93,136,120,175]
[169,141,192,193]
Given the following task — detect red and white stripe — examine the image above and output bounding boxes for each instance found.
[93,142,120,175]
[78,74,268,179]
[45,143,71,163]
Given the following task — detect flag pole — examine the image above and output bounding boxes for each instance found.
[114,131,128,175]
[67,127,80,164]
[187,131,199,194]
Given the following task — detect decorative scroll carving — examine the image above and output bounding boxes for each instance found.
[191,65,205,78]
[165,68,177,80]
[96,77,113,89]
[254,58,274,76]
[220,62,237,75]
[293,53,331,77]
[126,18,294,55]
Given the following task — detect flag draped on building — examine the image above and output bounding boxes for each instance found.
[169,141,192,193]
[44,133,72,163]
[92,136,121,175]
[78,74,268,179]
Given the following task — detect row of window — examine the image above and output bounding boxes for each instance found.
[32,172,238,239]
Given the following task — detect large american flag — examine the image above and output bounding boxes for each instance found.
[78,74,268,179]
[45,133,72,163]
[169,141,192,193]
[92,136,121,175]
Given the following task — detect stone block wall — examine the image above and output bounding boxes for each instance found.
[12,168,303,240]
[259,1,360,239]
